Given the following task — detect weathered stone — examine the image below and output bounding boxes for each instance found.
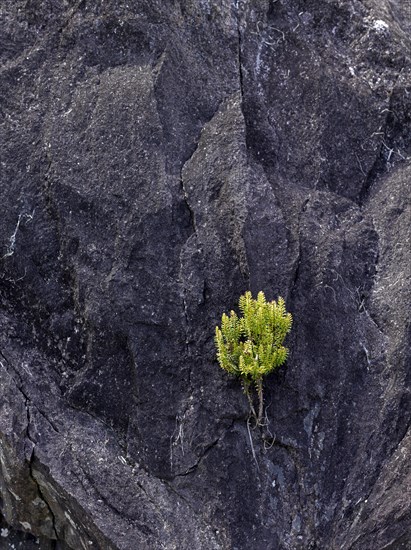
[0,0,410,548]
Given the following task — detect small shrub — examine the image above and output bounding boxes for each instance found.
[215,291,292,424]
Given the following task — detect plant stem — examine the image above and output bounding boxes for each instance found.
[243,380,257,421]
[257,377,264,425]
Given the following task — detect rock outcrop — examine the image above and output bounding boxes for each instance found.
[1,0,410,548]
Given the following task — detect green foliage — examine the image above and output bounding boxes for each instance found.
[215,291,292,381]
[215,291,292,423]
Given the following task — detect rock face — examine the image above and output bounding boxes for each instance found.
[0,0,410,548]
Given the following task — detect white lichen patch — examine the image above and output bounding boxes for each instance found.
[372,19,389,34]
[0,528,9,537]
[32,496,46,507]
[64,511,78,529]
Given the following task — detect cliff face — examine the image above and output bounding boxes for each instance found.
[0,1,410,548]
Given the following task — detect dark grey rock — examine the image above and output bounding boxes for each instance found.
[0,0,410,548]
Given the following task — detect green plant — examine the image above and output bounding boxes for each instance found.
[215,291,292,425]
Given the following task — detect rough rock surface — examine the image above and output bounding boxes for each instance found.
[0,0,410,548]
